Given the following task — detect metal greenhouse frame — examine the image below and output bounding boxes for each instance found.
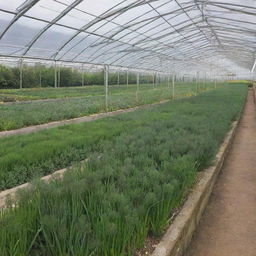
[0,0,255,87]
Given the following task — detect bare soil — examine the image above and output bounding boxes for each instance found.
[185,88,256,256]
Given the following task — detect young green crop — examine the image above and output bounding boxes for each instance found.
[0,83,220,191]
[0,84,247,256]
[0,82,210,101]
[0,82,214,131]
[0,84,242,191]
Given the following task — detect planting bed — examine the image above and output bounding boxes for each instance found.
[0,84,246,256]
[0,82,210,102]
[0,82,214,131]
[0,84,150,102]
[0,85,218,190]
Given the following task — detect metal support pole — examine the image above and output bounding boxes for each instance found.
[104,65,109,111]
[126,70,129,88]
[19,59,23,89]
[196,71,199,93]
[251,59,256,74]
[117,71,120,85]
[167,75,170,88]
[82,64,84,86]
[54,61,57,88]
[39,69,42,87]
[204,73,207,90]
[136,72,139,102]
[172,73,175,99]
[58,65,61,87]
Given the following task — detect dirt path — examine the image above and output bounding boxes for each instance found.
[185,88,256,256]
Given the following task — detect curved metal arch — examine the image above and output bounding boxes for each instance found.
[0,0,255,75]
[55,0,173,61]
[69,4,201,64]
[51,0,155,59]
[0,0,40,40]
[22,0,84,56]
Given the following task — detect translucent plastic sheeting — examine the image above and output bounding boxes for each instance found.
[0,0,255,77]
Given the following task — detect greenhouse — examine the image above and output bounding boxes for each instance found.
[0,1,255,256]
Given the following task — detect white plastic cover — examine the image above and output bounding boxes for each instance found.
[0,0,255,76]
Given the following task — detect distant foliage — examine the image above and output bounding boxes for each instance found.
[0,65,19,88]
[0,64,153,89]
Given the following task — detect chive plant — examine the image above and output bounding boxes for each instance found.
[0,84,247,255]
[0,83,214,191]
[0,82,203,131]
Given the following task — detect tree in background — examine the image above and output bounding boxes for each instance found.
[0,64,154,89]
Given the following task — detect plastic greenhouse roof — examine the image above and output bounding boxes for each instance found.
[0,0,255,76]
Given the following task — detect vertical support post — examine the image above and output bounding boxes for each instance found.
[126,70,129,88]
[82,64,84,87]
[39,69,42,87]
[54,61,57,88]
[117,71,120,85]
[58,65,61,88]
[204,72,206,90]
[136,72,139,102]
[19,58,23,89]
[153,74,155,85]
[196,71,199,93]
[172,72,175,99]
[104,65,109,111]
[167,75,170,88]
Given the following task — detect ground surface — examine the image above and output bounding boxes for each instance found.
[185,88,256,256]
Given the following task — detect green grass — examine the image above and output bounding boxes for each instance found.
[0,83,172,101]
[228,80,250,84]
[0,82,206,101]
[0,82,213,131]
[1,84,113,101]
[0,84,247,256]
